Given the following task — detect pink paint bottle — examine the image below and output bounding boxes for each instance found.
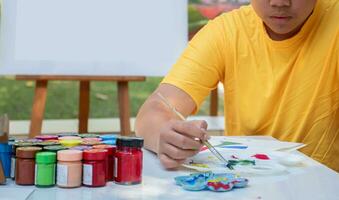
[56,150,83,188]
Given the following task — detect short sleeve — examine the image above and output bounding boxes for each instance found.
[161,16,227,113]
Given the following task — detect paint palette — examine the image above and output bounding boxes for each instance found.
[183,149,292,176]
[174,172,248,192]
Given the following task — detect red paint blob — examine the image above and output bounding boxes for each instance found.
[252,154,270,160]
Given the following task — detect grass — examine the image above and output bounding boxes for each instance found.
[0,77,223,120]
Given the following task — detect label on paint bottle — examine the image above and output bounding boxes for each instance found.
[57,164,68,186]
[10,157,15,178]
[83,164,93,185]
[114,157,118,178]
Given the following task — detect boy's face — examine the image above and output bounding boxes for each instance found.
[251,0,317,38]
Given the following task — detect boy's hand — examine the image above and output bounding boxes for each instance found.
[157,120,210,169]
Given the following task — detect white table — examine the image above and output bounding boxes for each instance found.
[1,137,339,200]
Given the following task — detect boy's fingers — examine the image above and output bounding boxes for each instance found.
[158,153,185,169]
[192,120,208,130]
[162,142,200,160]
[163,130,202,150]
[172,120,208,140]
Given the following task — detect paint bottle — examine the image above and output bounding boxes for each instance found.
[59,139,82,148]
[35,135,59,141]
[11,142,33,180]
[35,152,56,187]
[93,144,116,181]
[15,146,42,185]
[69,145,92,151]
[100,134,117,145]
[57,150,83,188]
[114,137,143,185]
[79,134,100,138]
[58,136,82,141]
[43,145,68,153]
[82,149,107,187]
[0,143,12,178]
[57,132,79,137]
[36,141,60,148]
[81,138,102,146]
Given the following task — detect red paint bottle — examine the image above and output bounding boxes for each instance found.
[93,145,116,181]
[114,137,143,185]
[82,149,107,187]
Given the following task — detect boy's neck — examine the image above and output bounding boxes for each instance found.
[265,24,303,41]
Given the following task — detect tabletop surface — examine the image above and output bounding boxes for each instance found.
[0,136,338,200]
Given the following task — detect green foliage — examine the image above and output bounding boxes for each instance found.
[189,0,203,4]
[188,4,208,33]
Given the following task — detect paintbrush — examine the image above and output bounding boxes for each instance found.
[157,92,230,168]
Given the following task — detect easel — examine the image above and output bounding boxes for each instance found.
[16,75,146,138]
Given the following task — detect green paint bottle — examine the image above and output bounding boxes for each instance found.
[35,152,56,187]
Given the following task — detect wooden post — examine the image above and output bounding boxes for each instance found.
[29,80,48,138]
[79,81,90,133]
[117,81,131,136]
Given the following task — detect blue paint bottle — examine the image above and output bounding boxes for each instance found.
[0,143,12,177]
[100,134,117,145]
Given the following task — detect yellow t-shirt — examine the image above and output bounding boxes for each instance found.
[162,0,339,171]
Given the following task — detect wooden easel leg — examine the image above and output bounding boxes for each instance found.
[117,81,131,136]
[79,81,90,133]
[29,80,48,138]
[210,88,219,116]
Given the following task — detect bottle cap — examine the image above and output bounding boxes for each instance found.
[16,146,42,159]
[79,134,100,138]
[59,136,82,141]
[83,149,107,161]
[35,135,59,141]
[100,134,117,141]
[70,145,92,151]
[82,138,101,142]
[36,141,60,147]
[93,145,115,156]
[43,145,68,152]
[102,140,116,145]
[57,132,79,137]
[81,140,102,146]
[57,150,82,161]
[36,152,56,164]
[116,137,144,148]
[59,139,82,148]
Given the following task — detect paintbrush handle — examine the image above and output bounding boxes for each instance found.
[203,140,229,165]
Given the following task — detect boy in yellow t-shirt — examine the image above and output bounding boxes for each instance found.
[135,0,339,171]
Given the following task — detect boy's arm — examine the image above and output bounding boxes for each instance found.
[135,83,209,169]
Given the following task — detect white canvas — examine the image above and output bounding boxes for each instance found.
[0,0,188,76]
